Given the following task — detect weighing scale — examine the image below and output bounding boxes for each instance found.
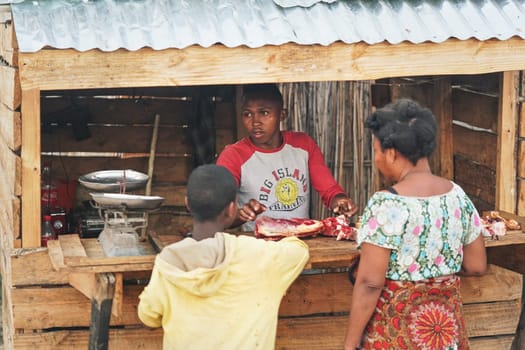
[78,170,164,257]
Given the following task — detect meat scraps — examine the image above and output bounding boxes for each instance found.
[254,215,357,241]
[481,210,521,240]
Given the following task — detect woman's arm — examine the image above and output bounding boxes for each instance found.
[344,243,390,349]
[459,234,487,276]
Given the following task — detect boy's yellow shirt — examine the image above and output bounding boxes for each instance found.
[138,232,309,350]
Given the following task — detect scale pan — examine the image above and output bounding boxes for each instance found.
[90,193,164,210]
[79,170,148,192]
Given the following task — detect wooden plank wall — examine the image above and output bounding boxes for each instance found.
[386,74,500,212]
[452,74,500,212]
[0,7,21,350]
[40,87,237,236]
[7,250,523,350]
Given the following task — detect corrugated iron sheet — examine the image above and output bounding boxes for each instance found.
[10,0,525,53]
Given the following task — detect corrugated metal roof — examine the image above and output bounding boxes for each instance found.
[10,0,525,53]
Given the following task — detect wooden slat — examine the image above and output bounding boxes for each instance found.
[0,8,17,67]
[518,179,525,216]
[0,101,21,151]
[0,65,20,109]
[279,272,352,317]
[47,240,66,271]
[21,88,41,248]
[488,244,525,275]
[453,125,497,169]
[0,131,19,197]
[520,141,525,179]
[10,247,153,286]
[434,76,454,180]
[13,327,163,350]
[18,38,525,91]
[469,336,515,350]
[454,156,495,211]
[276,312,518,350]
[496,71,519,213]
[10,327,516,350]
[59,234,88,257]
[461,264,522,303]
[11,249,70,286]
[464,299,521,337]
[50,236,156,273]
[42,126,191,154]
[484,231,525,248]
[12,196,20,242]
[11,284,144,329]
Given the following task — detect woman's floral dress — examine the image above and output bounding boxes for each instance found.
[356,182,484,350]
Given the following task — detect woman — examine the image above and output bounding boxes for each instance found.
[344,99,487,350]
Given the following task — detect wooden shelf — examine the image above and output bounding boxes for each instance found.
[47,234,157,273]
[484,230,525,248]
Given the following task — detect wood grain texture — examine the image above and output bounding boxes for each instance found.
[0,101,21,151]
[496,71,519,213]
[0,65,20,109]
[21,88,41,248]
[18,38,525,91]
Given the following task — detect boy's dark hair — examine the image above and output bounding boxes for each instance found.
[186,164,237,222]
[365,98,437,165]
[242,83,283,108]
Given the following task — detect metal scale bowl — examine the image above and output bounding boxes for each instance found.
[79,170,164,257]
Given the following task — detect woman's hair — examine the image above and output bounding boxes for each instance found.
[365,98,437,165]
[186,164,237,222]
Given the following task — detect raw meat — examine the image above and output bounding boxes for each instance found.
[254,215,357,241]
[254,216,324,241]
[321,215,358,241]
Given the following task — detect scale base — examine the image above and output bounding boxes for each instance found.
[98,227,143,257]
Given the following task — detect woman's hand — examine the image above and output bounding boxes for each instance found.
[238,199,267,222]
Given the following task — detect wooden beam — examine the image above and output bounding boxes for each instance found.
[518,74,525,215]
[88,273,116,350]
[433,77,454,180]
[18,38,525,91]
[21,88,41,248]
[496,71,519,213]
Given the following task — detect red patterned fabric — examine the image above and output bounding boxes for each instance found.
[362,275,469,350]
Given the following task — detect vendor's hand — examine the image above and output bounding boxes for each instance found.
[331,196,358,217]
[238,199,267,222]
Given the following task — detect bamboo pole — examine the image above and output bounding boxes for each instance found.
[141,114,161,239]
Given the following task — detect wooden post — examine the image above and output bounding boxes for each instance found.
[496,71,519,213]
[21,88,41,247]
[433,77,454,180]
[88,273,116,350]
[517,73,525,216]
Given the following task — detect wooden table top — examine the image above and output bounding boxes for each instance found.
[47,227,525,273]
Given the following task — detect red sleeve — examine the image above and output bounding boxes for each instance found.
[216,139,253,186]
[291,133,346,208]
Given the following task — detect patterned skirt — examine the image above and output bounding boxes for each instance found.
[361,275,469,350]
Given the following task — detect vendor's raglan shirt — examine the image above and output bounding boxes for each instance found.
[137,232,309,350]
[216,131,346,231]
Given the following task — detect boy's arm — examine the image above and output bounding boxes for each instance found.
[272,237,310,289]
[307,139,357,213]
[137,265,164,328]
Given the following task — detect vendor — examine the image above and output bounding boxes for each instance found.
[216,83,358,231]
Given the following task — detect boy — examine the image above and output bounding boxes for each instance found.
[137,164,309,349]
[216,83,358,231]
